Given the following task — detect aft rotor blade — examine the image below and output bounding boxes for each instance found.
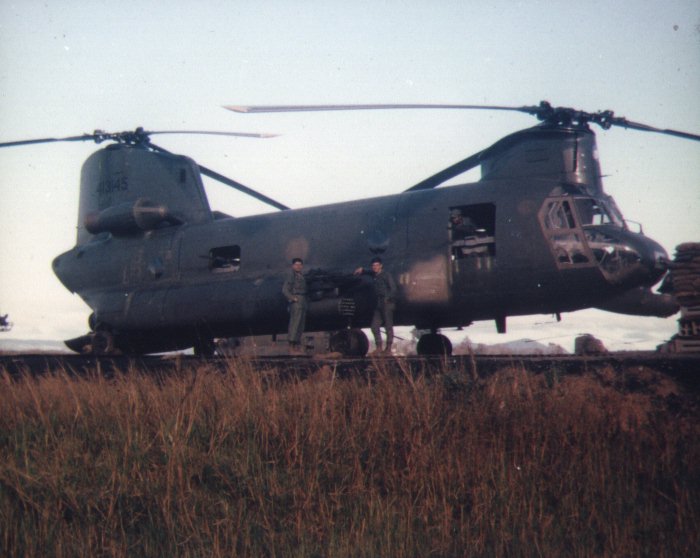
[0,134,97,148]
[0,128,278,149]
[405,150,485,191]
[148,130,278,139]
[198,164,290,210]
[224,103,538,114]
[147,140,290,211]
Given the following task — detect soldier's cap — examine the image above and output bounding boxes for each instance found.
[370,257,383,264]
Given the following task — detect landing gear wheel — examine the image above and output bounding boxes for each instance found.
[193,338,216,358]
[329,329,369,357]
[416,333,452,356]
[91,331,115,355]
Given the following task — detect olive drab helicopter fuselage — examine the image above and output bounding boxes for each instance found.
[4,102,696,355]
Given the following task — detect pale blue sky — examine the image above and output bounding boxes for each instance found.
[1,0,698,350]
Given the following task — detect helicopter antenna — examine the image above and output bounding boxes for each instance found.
[0,128,290,211]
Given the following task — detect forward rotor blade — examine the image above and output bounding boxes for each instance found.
[226,102,700,141]
[224,103,538,114]
[198,164,290,210]
[405,150,485,191]
[606,118,700,142]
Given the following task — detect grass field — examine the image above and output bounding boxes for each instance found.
[1,359,698,557]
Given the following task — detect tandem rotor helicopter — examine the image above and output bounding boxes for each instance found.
[2,101,697,356]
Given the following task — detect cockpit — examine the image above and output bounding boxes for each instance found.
[539,195,668,287]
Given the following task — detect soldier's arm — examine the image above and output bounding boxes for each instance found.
[386,273,398,301]
[281,272,295,302]
[354,267,374,277]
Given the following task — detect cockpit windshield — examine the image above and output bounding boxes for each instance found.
[575,197,625,228]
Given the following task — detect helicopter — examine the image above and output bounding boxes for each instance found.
[1,101,697,356]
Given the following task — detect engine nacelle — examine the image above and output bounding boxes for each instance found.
[84,197,174,236]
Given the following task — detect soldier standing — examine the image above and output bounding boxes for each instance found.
[282,258,307,354]
[354,256,397,354]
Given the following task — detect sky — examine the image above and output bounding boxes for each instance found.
[0,0,698,352]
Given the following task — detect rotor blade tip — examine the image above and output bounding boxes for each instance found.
[223,105,251,113]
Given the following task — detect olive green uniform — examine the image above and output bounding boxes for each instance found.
[367,269,397,351]
[282,269,307,346]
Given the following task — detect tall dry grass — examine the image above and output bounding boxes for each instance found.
[0,359,697,557]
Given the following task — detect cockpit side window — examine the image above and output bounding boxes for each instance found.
[544,200,575,229]
[539,198,594,268]
[576,197,625,228]
[576,198,613,226]
[603,197,625,228]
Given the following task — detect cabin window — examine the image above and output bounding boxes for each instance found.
[210,245,240,272]
[449,203,496,260]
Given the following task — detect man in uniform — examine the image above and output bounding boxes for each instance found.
[450,208,477,240]
[354,257,397,354]
[282,258,307,354]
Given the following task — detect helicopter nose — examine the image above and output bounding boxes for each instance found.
[589,228,669,288]
[631,236,671,287]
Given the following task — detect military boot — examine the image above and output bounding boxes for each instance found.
[384,333,394,354]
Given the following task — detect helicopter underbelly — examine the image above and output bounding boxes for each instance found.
[449,262,609,320]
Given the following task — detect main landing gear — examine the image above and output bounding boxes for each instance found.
[85,313,117,355]
[193,338,216,358]
[91,330,116,355]
[416,331,453,356]
[329,328,452,357]
[64,329,118,355]
[329,328,370,357]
